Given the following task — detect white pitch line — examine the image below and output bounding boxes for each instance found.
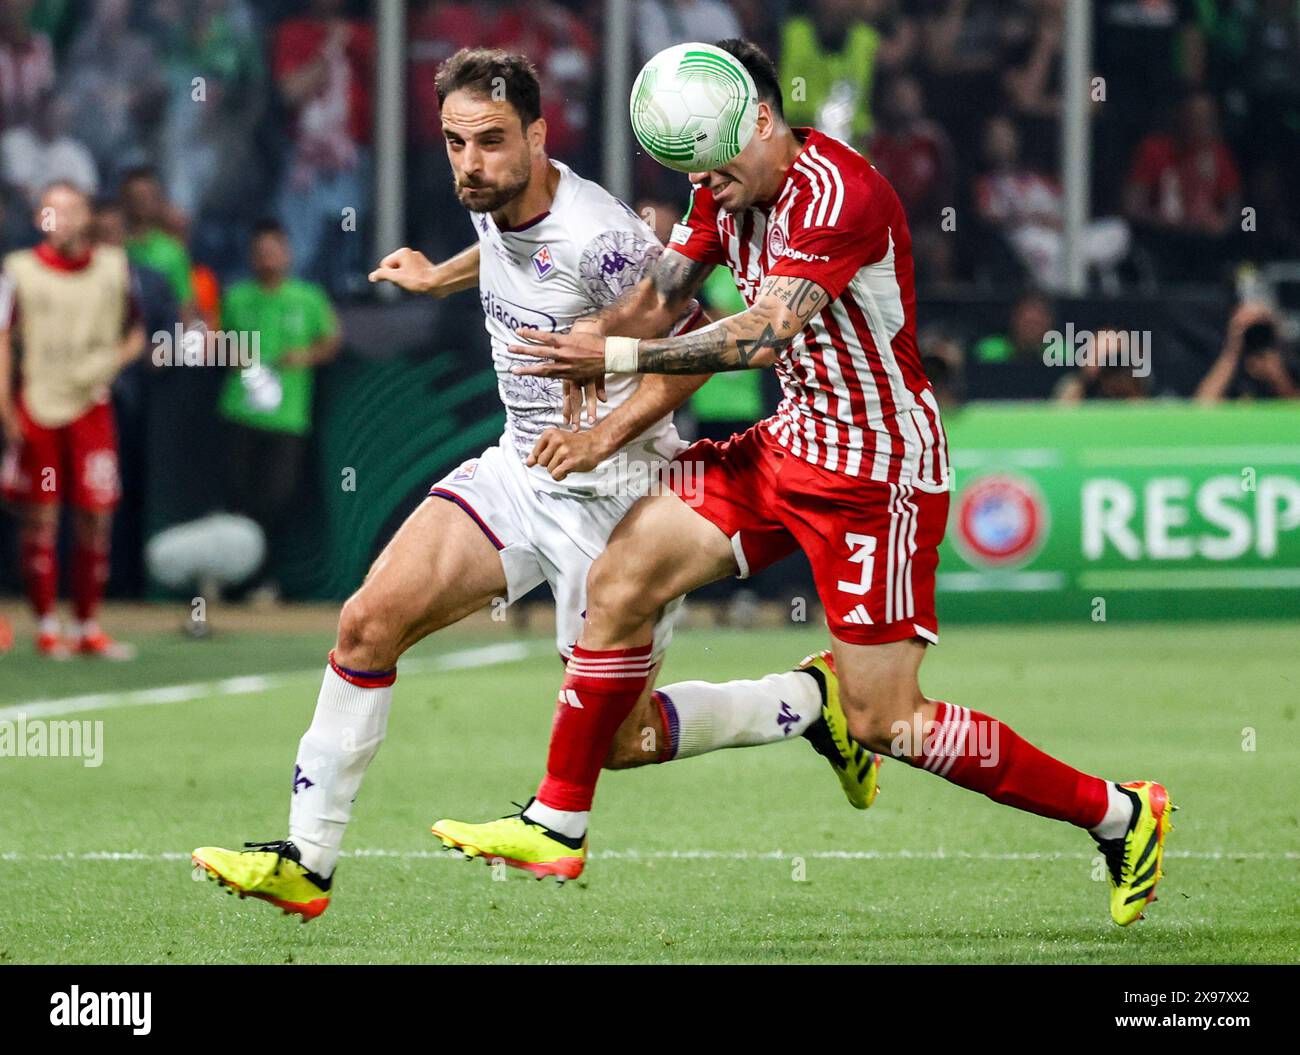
[0,641,540,721]
[1,849,1295,863]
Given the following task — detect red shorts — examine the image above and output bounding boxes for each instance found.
[673,423,950,645]
[1,399,120,512]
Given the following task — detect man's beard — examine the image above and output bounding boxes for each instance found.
[455,163,530,214]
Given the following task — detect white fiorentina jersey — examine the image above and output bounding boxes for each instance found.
[473,160,681,493]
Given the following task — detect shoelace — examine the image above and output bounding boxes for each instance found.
[501,801,585,850]
[504,801,547,830]
[242,839,298,875]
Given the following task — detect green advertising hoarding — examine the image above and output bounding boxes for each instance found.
[938,402,1300,622]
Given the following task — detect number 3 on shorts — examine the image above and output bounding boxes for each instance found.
[837,532,877,597]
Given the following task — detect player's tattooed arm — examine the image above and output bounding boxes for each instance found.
[633,275,830,373]
[509,274,829,379]
[581,248,714,340]
[560,238,709,424]
[648,248,715,309]
[509,274,828,378]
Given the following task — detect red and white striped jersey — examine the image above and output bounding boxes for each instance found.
[671,128,949,492]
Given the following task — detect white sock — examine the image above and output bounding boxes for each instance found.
[39,614,61,637]
[1090,782,1135,841]
[657,670,822,760]
[288,658,394,877]
[523,799,588,840]
[76,619,99,639]
[518,671,822,839]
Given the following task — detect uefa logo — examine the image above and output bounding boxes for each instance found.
[953,473,1049,568]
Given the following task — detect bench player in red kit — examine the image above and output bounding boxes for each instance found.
[432,39,1174,926]
[0,182,144,660]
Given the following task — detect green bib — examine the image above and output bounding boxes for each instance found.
[217,278,338,435]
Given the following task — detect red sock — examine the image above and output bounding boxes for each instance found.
[72,542,109,623]
[20,533,57,620]
[536,644,655,811]
[907,701,1108,828]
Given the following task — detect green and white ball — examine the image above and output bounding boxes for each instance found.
[629,42,759,173]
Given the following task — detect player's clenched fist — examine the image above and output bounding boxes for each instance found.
[369,247,437,293]
[527,426,610,481]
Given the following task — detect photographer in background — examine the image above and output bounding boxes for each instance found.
[1196,302,1300,403]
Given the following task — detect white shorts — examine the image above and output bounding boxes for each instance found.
[429,437,683,659]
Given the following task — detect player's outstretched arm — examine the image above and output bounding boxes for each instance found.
[634,274,829,372]
[510,274,829,379]
[368,244,480,298]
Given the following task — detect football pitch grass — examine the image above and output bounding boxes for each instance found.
[1,619,1297,964]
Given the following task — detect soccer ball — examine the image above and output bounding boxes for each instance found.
[629,42,759,173]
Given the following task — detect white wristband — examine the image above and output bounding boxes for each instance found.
[604,336,640,373]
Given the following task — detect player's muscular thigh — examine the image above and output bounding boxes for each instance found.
[582,492,734,647]
[335,497,508,670]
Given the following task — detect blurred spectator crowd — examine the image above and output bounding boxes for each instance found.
[0,0,1294,615]
[0,0,1295,389]
[630,0,1300,297]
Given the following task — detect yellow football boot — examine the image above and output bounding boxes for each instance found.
[798,650,882,810]
[191,839,332,921]
[1093,781,1176,926]
[432,802,586,881]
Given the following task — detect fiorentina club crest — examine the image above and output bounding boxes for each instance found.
[292,764,314,794]
[531,244,555,279]
[953,473,1049,568]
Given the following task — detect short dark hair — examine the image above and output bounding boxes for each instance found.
[119,164,159,187]
[251,218,287,240]
[435,48,542,128]
[715,38,784,121]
